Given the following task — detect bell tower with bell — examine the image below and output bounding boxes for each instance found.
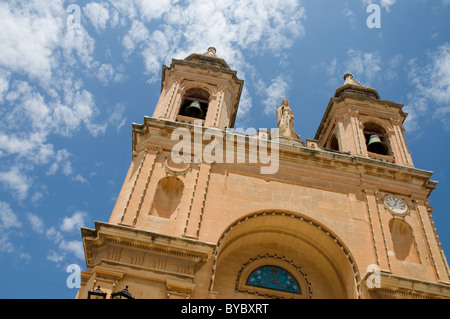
[315,72,414,166]
[152,47,244,129]
[77,49,450,300]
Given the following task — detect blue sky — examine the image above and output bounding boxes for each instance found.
[0,0,449,299]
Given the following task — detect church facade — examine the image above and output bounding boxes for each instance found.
[76,48,450,299]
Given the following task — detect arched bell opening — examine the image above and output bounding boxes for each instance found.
[327,133,340,152]
[179,88,210,120]
[210,211,360,299]
[363,122,391,156]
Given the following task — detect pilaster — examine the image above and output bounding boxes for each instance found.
[184,163,212,239]
[362,184,391,272]
[413,194,450,283]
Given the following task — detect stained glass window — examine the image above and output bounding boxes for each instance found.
[246,265,300,294]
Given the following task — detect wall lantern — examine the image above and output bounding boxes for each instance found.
[87,286,107,299]
[111,286,134,299]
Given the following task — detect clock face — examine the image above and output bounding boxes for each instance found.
[385,196,408,215]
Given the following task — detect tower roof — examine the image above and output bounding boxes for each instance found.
[159,47,244,129]
[183,47,231,70]
[334,72,380,100]
[314,72,406,142]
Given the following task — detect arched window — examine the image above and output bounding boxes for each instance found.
[179,88,210,120]
[246,265,300,294]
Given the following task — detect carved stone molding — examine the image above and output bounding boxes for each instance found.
[166,279,196,299]
[82,222,216,267]
[363,271,450,299]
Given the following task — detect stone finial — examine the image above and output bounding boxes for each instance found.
[343,72,369,88]
[344,72,359,85]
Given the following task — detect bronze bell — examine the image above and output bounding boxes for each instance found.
[183,101,204,119]
[367,135,388,155]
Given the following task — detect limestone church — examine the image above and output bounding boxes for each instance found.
[76,48,450,299]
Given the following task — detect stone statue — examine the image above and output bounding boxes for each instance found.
[275,98,300,140]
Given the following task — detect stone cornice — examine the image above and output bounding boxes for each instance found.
[364,271,450,299]
[81,221,216,266]
[334,83,380,100]
[131,117,436,197]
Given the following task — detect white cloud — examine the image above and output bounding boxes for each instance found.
[60,211,88,233]
[108,104,128,132]
[235,87,253,122]
[381,0,397,11]
[5,80,52,133]
[59,240,85,260]
[135,0,306,79]
[326,58,338,77]
[362,0,397,12]
[47,250,64,263]
[0,2,61,83]
[46,226,64,244]
[73,174,89,184]
[0,1,93,82]
[122,19,149,57]
[0,201,21,254]
[405,43,450,131]
[0,166,31,200]
[97,63,116,85]
[31,192,45,205]
[26,212,45,234]
[420,45,450,104]
[385,54,403,81]
[47,149,72,176]
[0,234,15,254]
[0,131,49,163]
[135,0,174,21]
[0,69,10,103]
[109,0,138,21]
[318,49,384,88]
[343,6,355,18]
[60,24,96,69]
[84,2,110,32]
[142,29,171,77]
[47,240,85,262]
[345,49,381,84]
[261,75,291,115]
[44,212,88,263]
[0,1,112,203]
[0,201,21,229]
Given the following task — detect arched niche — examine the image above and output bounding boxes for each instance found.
[209,211,360,299]
[389,218,420,263]
[150,177,184,219]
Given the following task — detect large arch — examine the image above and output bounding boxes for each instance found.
[209,211,361,299]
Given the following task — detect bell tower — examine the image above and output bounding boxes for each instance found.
[77,51,450,300]
[152,47,244,129]
[315,73,414,167]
